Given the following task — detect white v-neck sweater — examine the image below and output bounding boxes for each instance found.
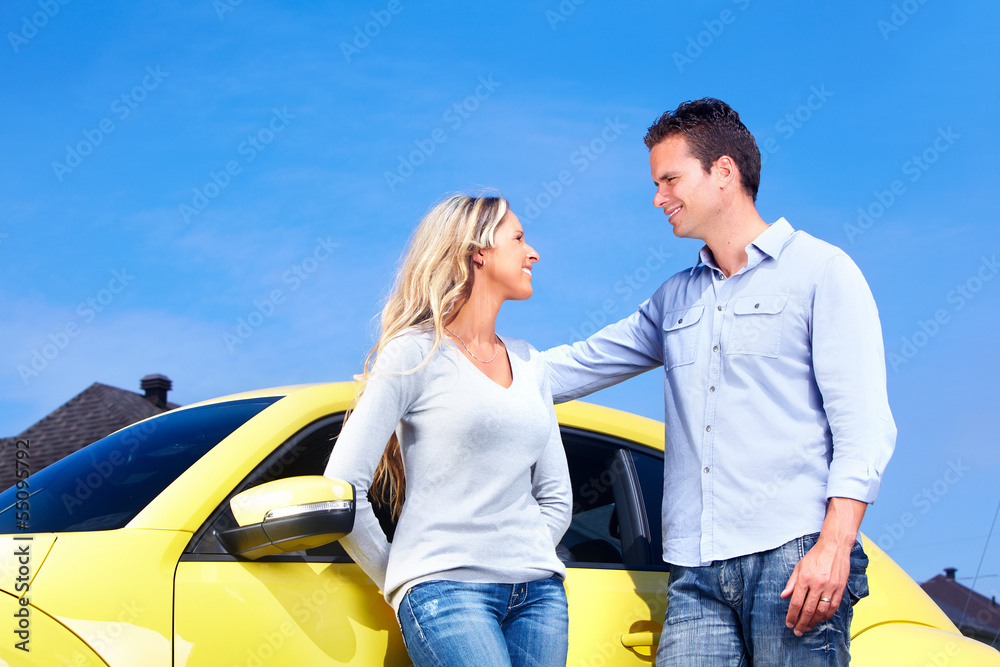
[323,329,572,612]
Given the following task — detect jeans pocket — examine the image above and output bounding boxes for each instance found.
[401,580,450,638]
[665,566,704,624]
[795,531,821,561]
[846,541,870,605]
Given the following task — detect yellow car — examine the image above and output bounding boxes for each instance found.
[0,382,997,666]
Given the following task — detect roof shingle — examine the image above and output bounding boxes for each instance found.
[921,573,1000,645]
[0,382,178,491]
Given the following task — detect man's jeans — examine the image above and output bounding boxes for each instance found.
[397,576,568,667]
[656,533,869,666]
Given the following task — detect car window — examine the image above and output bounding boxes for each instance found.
[186,414,354,558]
[189,418,659,569]
[0,397,280,533]
[630,449,664,565]
[560,430,654,567]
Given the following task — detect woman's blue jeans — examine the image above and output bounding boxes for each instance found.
[397,576,568,667]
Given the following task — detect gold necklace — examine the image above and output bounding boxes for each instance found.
[445,326,501,364]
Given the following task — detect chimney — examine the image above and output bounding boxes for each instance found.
[141,374,172,408]
[944,567,957,580]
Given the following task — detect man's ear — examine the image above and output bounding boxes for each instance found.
[713,155,739,189]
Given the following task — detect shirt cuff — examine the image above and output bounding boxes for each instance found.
[826,458,881,504]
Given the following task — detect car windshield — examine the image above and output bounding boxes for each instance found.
[0,396,280,533]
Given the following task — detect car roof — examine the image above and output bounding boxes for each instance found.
[179,382,666,453]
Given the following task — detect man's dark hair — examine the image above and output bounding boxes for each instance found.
[644,98,761,202]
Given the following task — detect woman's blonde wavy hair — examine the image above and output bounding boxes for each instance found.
[360,193,510,520]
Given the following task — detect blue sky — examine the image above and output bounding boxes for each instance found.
[3,1,999,596]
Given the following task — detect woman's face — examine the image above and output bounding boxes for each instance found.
[479,211,539,301]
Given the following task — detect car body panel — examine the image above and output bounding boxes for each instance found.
[0,534,56,597]
[22,530,186,666]
[173,560,406,665]
[173,561,673,666]
[853,537,958,637]
[564,567,668,665]
[851,622,1000,665]
[0,591,109,666]
[554,400,665,452]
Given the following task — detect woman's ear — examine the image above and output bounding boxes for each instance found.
[473,247,486,268]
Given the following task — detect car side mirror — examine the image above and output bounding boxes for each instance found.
[217,476,355,560]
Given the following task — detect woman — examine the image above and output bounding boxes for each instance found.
[323,193,572,667]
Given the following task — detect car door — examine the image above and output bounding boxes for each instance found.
[172,413,669,665]
[172,413,409,666]
[560,427,669,666]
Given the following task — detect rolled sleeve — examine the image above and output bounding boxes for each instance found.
[810,254,897,503]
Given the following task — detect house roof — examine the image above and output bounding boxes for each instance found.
[921,572,1000,642]
[0,381,179,491]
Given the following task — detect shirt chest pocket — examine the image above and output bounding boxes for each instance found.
[727,295,788,358]
[662,304,705,371]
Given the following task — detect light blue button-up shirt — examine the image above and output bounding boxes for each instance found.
[542,218,896,566]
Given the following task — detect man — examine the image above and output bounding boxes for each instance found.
[542,98,896,665]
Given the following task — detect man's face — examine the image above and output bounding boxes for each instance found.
[649,134,720,240]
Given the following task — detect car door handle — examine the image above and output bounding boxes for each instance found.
[621,631,661,648]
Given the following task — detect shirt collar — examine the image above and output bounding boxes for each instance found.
[752,217,794,259]
[694,246,716,274]
[691,217,795,275]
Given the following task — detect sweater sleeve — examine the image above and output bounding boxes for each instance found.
[530,353,573,545]
[323,335,423,591]
[532,410,573,545]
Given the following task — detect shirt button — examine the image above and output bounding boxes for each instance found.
[709,386,716,392]
[704,467,710,473]
[706,425,712,432]
[677,318,683,324]
[754,303,760,309]
[713,345,719,352]
[717,306,722,312]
